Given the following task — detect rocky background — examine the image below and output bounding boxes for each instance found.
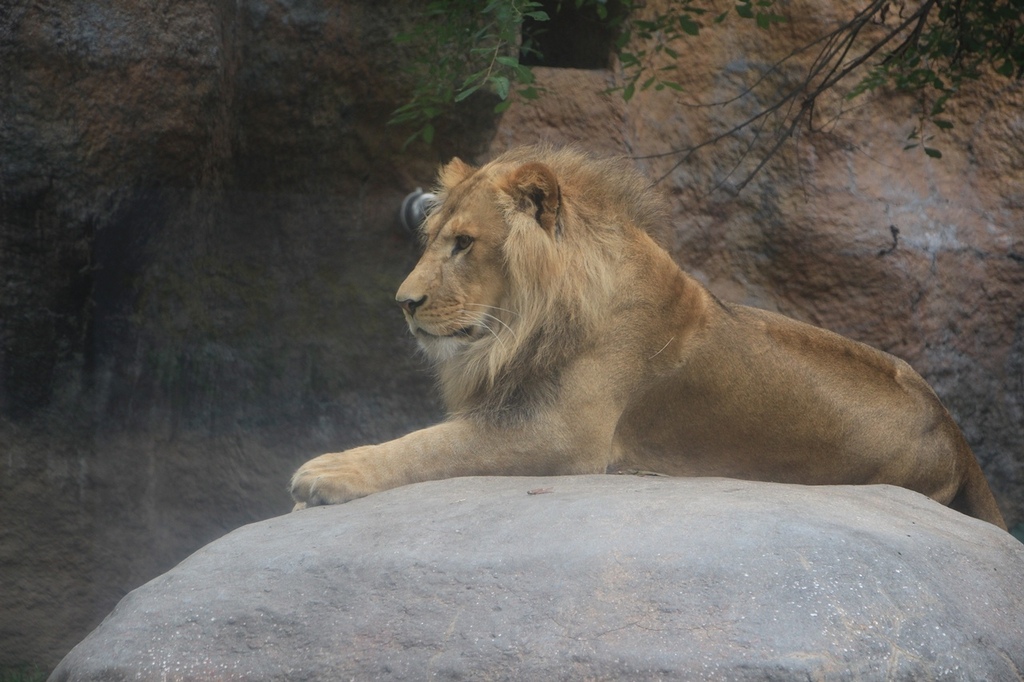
[1,0,1021,673]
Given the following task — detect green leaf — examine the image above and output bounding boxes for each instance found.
[496,56,520,68]
[494,99,513,113]
[514,64,535,84]
[454,84,481,102]
[755,11,785,29]
[679,15,700,36]
[460,71,486,89]
[933,119,954,130]
[623,81,636,101]
[924,147,943,159]
[736,4,754,19]
[491,75,511,100]
[422,123,435,145]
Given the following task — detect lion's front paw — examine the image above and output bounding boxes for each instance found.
[289,448,382,508]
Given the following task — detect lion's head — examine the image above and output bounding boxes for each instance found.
[396,145,668,418]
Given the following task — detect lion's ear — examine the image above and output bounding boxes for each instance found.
[438,157,476,189]
[503,162,561,235]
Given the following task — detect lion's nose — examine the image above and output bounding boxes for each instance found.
[397,295,427,316]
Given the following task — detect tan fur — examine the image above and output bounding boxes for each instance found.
[291,146,1007,529]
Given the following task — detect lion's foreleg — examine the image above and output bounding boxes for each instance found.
[289,418,587,508]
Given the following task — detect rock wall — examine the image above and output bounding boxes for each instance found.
[1,0,492,670]
[2,0,1022,673]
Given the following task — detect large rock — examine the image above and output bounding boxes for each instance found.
[51,476,1024,681]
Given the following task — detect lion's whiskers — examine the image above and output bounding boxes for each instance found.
[462,305,516,342]
[457,308,518,350]
[470,310,519,345]
[462,314,507,351]
[464,302,521,318]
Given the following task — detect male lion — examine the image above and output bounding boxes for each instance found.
[291,145,1007,529]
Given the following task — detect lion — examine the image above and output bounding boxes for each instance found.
[290,145,1007,529]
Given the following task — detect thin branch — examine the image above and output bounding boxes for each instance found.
[644,0,941,190]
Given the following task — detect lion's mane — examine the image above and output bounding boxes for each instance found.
[425,147,665,420]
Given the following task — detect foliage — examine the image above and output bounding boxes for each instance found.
[389,0,546,147]
[610,1,786,102]
[390,0,1024,177]
[849,0,1024,158]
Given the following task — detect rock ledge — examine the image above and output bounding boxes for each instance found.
[51,475,1024,681]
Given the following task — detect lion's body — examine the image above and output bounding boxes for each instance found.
[291,146,1006,529]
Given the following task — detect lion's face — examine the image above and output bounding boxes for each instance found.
[396,168,511,362]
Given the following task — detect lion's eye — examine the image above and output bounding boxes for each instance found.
[452,235,474,254]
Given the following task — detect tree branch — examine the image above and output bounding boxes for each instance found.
[643,0,942,191]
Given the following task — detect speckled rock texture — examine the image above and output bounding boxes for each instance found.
[51,476,1024,681]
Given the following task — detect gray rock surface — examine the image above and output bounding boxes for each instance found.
[51,476,1024,681]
